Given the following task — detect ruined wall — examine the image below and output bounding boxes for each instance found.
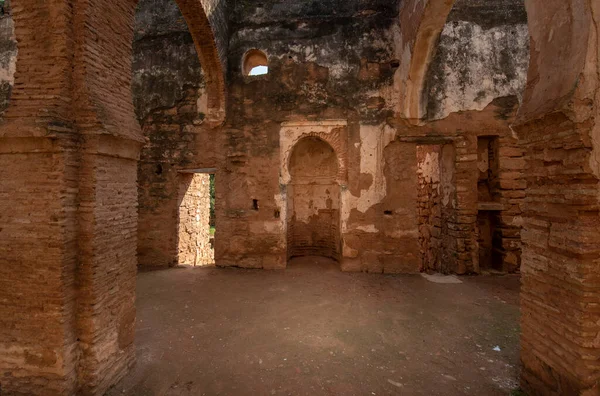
[177,173,214,266]
[221,0,410,271]
[131,0,526,274]
[217,0,526,273]
[0,2,15,117]
[423,0,529,121]
[134,0,221,268]
[391,97,524,274]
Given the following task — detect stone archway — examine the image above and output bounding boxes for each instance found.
[399,0,600,393]
[0,0,226,394]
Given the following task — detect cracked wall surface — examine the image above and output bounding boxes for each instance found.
[423,0,529,121]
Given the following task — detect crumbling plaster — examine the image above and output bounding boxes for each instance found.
[424,22,529,121]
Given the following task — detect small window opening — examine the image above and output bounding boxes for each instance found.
[252,199,259,211]
[243,49,269,76]
[249,65,268,76]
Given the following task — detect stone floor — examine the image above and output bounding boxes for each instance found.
[108,257,521,396]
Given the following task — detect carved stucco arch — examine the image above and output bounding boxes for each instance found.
[280,125,348,186]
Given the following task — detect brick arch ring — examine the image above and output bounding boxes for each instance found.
[282,131,348,185]
[167,0,227,123]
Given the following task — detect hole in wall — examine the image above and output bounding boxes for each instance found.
[390,59,400,69]
[252,199,259,211]
[243,49,269,76]
[155,164,163,175]
[274,209,280,218]
[384,210,393,216]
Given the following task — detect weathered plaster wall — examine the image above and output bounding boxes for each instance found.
[220,0,415,271]
[423,0,529,121]
[0,4,16,117]
[133,0,206,120]
[131,0,526,274]
[200,0,228,75]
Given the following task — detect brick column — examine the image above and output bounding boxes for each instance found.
[446,135,478,274]
[0,0,143,394]
[517,1,600,393]
[0,1,79,394]
[517,113,600,394]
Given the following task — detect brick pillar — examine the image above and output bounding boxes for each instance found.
[517,1,600,393]
[446,135,478,274]
[0,1,79,394]
[517,112,600,394]
[0,0,143,394]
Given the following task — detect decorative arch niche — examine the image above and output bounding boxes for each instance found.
[286,136,341,262]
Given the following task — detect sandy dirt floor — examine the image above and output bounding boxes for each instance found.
[108,257,521,396]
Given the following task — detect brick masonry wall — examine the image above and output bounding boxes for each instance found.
[286,136,341,261]
[137,89,213,267]
[200,0,228,76]
[517,113,600,394]
[0,136,80,395]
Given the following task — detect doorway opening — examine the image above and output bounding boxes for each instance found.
[287,137,341,263]
[476,136,502,271]
[177,169,216,266]
[416,144,455,273]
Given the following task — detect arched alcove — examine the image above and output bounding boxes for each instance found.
[242,49,268,76]
[287,137,341,262]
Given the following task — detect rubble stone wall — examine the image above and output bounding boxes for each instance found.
[178,173,214,266]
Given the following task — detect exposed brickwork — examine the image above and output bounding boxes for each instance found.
[0,0,224,394]
[517,113,600,395]
[176,0,226,120]
[0,5,16,118]
[0,135,80,395]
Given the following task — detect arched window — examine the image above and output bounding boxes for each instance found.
[242,49,268,76]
